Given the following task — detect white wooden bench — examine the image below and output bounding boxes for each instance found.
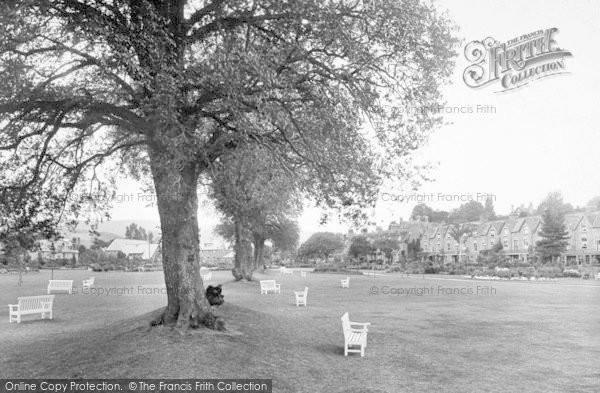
[82,277,95,290]
[341,312,370,357]
[260,280,281,294]
[8,295,55,323]
[295,287,308,307]
[47,280,74,294]
[201,272,212,281]
[301,271,307,278]
[280,267,293,275]
[341,277,349,288]
[596,272,600,280]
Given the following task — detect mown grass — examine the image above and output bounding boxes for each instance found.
[0,269,599,392]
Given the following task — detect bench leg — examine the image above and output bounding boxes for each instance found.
[344,345,348,356]
[361,346,365,357]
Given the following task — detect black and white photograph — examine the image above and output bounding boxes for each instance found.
[0,1,598,392]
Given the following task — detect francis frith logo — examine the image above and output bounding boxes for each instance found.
[463,28,572,92]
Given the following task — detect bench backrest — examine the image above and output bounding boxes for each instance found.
[18,295,55,310]
[260,280,277,289]
[341,277,349,284]
[301,287,308,296]
[48,280,73,288]
[341,312,351,337]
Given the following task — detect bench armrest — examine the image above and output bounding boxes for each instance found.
[40,301,52,309]
[8,304,18,310]
[275,284,281,289]
[350,322,370,330]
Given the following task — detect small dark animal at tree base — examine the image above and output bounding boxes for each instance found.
[206,285,224,306]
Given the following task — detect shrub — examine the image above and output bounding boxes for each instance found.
[313,264,356,273]
[562,269,581,278]
[386,265,404,273]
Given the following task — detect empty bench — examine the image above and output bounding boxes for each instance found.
[82,277,95,290]
[341,277,350,288]
[280,267,294,275]
[260,280,281,294]
[341,312,371,357]
[295,287,308,307]
[47,280,74,294]
[9,295,55,323]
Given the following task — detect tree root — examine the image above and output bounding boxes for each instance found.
[150,308,225,331]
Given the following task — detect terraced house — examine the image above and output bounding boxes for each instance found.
[419,211,600,266]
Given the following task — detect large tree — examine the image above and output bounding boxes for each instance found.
[210,146,300,280]
[298,232,345,263]
[410,203,449,223]
[448,201,485,224]
[535,207,569,264]
[370,230,399,263]
[348,234,374,261]
[0,0,457,329]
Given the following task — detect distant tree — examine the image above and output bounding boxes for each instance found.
[348,235,375,260]
[484,198,496,221]
[587,196,600,210]
[448,201,485,224]
[299,233,345,264]
[406,238,422,260]
[536,208,569,264]
[370,231,400,264]
[430,210,450,223]
[491,241,503,253]
[536,191,573,215]
[410,203,434,221]
[125,223,148,240]
[91,237,110,250]
[449,224,475,264]
[410,203,449,223]
[77,244,87,255]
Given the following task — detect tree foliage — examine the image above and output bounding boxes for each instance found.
[125,222,152,240]
[348,234,374,260]
[209,145,301,280]
[448,201,485,224]
[410,203,448,223]
[536,206,569,262]
[298,232,345,263]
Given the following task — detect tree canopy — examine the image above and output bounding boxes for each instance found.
[298,232,345,263]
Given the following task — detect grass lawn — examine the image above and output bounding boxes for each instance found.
[1,269,599,392]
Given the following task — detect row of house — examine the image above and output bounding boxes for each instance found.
[29,238,81,263]
[104,238,233,269]
[388,209,600,266]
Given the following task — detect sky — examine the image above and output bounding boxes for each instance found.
[107,0,600,242]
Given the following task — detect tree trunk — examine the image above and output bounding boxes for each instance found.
[253,235,266,271]
[232,220,254,281]
[148,146,222,331]
[17,254,23,287]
